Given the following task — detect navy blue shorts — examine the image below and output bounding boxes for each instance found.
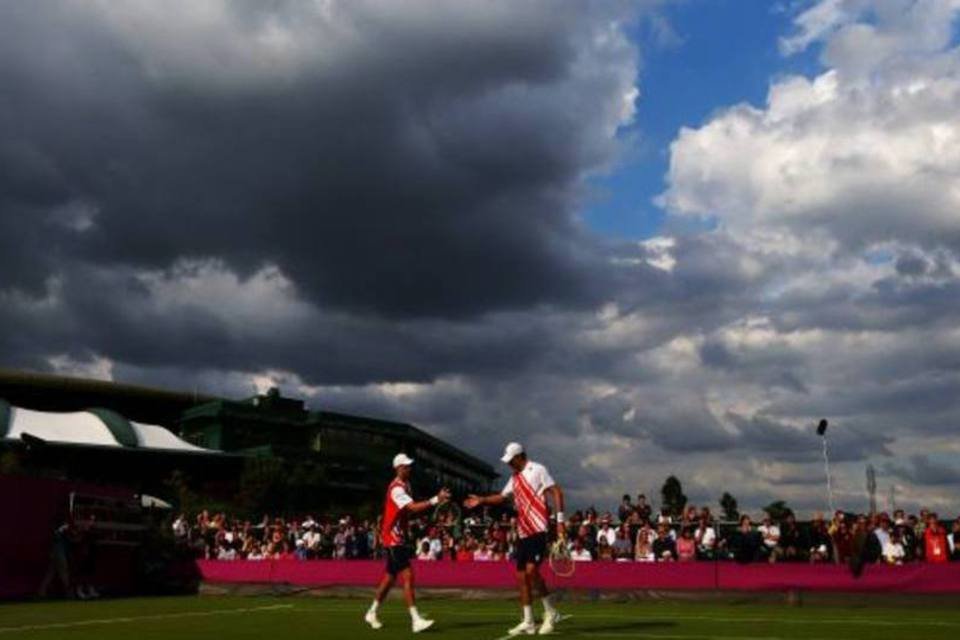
[515,532,547,570]
[385,545,412,576]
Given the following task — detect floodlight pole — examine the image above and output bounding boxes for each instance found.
[821,434,836,515]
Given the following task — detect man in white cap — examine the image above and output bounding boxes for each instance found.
[464,442,565,635]
[365,453,451,633]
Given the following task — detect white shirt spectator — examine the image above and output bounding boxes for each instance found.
[302,529,320,551]
[695,526,716,551]
[596,525,616,547]
[759,522,780,548]
[883,540,905,565]
[217,547,237,561]
[571,548,593,562]
[172,515,188,540]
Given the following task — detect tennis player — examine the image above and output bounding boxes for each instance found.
[464,442,564,635]
[365,453,450,633]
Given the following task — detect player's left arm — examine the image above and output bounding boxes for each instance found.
[545,482,565,538]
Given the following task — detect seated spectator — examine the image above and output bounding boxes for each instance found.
[676,527,696,562]
[635,494,652,524]
[597,537,615,561]
[571,539,592,562]
[774,514,804,563]
[597,519,616,548]
[682,505,698,528]
[613,525,633,561]
[808,513,832,563]
[832,518,854,565]
[694,517,717,560]
[652,524,677,562]
[883,530,906,565]
[725,515,762,564]
[473,543,493,562]
[618,494,633,524]
[924,514,949,563]
[758,516,781,562]
[416,540,434,561]
[950,518,960,561]
[634,523,655,562]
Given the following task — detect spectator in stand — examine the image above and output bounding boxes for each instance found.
[473,543,493,562]
[681,505,698,529]
[758,515,781,562]
[657,507,673,529]
[577,524,597,559]
[808,513,832,563]
[635,495,652,525]
[775,513,804,563]
[676,527,696,562]
[571,539,592,562]
[618,495,633,524]
[883,529,906,565]
[653,524,677,562]
[694,516,717,560]
[634,522,655,562]
[950,519,960,561]
[613,525,633,561]
[832,517,854,565]
[725,515,762,564]
[597,536,615,561]
[597,518,616,549]
[924,514,949,563]
[416,540,434,561]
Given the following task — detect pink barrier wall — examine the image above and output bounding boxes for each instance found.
[197,559,960,594]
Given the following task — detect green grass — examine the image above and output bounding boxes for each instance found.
[1,595,959,639]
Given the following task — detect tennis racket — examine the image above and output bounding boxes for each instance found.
[549,535,575,578]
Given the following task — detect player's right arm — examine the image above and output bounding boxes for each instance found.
[463,493,508,509]
[464,476,512,509]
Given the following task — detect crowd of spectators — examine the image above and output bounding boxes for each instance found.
[175,494,960,566]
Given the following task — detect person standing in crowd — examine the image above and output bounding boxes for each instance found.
[364,453,450,633]
[924,514,949,563]
[464,442,565,636]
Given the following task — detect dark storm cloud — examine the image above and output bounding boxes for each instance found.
[884,456,960,487]
[0,0,638,321]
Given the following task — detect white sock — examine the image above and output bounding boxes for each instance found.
[369,600,380,614]
[409,606,423,622]
[542,595,557,616]
[523,605,534,624]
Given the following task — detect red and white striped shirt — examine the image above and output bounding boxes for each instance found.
[381,478,414,548]
[501,461,554,539]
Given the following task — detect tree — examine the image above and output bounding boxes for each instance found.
[660,475,687,518]
[762,500,794,522]
[720,492,739,522]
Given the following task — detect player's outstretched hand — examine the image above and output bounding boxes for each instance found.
[463,494,481,510]
[437,487,452,504]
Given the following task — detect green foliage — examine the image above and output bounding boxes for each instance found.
[762,500,794,521]
[720,492,739,522]
[660,475,687,518]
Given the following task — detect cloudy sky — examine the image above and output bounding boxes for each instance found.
[2,0,960,515]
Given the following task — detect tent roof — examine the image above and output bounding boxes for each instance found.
[0,399,215,454]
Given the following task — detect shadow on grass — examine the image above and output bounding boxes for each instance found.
[574,620,677,634]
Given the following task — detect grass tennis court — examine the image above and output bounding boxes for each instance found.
[1,595,958,640]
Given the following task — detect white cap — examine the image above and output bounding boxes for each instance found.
[500,442,524,463]
[393,452,415,468]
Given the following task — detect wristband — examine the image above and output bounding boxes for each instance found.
[555,512,565,523]
[430,495,439,506]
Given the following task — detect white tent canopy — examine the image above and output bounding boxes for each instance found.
[1,403,215,453]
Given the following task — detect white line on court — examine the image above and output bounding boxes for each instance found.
[0,604,294,634]
[293,604,960,628]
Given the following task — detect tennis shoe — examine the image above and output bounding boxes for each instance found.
[508,620,537,636]
[364,610,383,630]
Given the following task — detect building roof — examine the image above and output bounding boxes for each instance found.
[0,399,217,454]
